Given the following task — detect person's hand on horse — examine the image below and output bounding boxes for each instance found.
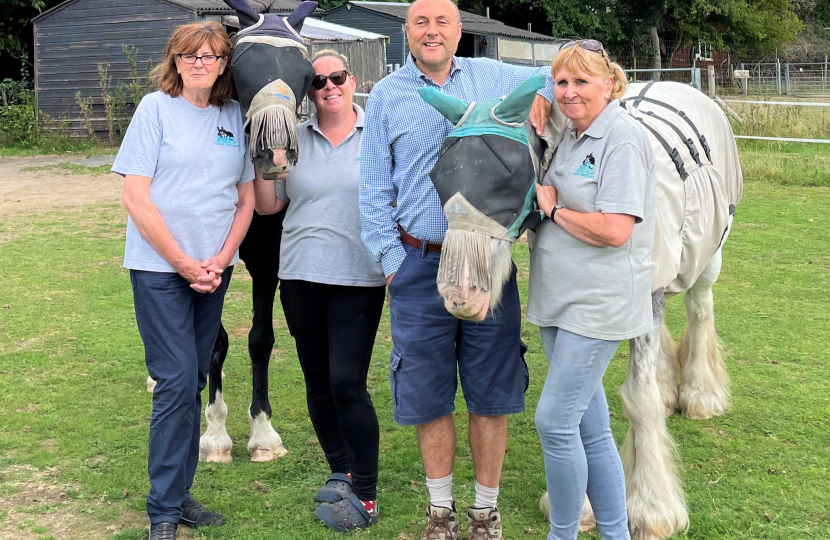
[536,184,558,217]
[530,94,552,136]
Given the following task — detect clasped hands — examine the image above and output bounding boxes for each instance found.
[177,255,230,294]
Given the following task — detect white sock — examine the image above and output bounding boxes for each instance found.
[474,481,499,509]
[425,473,453,509]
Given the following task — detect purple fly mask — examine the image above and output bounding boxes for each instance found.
[223,0,317,179]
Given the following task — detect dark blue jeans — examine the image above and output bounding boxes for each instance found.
[130,267,233,524]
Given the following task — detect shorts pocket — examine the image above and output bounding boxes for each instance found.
[388,247,413,289]
[389,348,403,406]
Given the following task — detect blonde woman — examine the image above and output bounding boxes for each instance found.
[529,40,657,540]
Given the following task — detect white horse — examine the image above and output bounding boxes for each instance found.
[432,81,743,540]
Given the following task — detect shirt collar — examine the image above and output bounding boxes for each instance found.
[307,103,364,135]
[570,99,624,139]
[407,54,462,86]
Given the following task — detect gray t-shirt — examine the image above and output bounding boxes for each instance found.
[274,105,385,287]
[526,101,656,341]
[113,91,254,272]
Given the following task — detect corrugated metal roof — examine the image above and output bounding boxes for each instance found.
[347,1,558,42]
[167,0,325,14]
[223,13,387,39]
[300,17,388,40]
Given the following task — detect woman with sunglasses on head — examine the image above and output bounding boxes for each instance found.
[252,49,385,532]
[528,40,657,540]
[113,22,254,540]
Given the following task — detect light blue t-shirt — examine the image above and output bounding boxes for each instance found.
[113,91,254,272]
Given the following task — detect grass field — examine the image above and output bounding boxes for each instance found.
[0,149,828,539]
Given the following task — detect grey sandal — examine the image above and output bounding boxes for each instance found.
[314,472,352,503]
[316,493,378,532]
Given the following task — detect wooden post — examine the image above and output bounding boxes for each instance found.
[707,65,715,98]
[1,90,7,109]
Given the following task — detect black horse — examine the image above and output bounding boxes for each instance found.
[200,210,288,462]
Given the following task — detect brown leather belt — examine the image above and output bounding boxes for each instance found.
[399,228,442,253]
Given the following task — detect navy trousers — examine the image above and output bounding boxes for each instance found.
[130,267,233,524]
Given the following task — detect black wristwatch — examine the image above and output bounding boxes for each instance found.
[550,204,563,223]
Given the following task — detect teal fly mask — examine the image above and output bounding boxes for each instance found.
[420,75,549,321]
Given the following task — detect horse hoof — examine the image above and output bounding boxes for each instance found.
[632,531,665,540]
[250,446,287,462]
[579,516,597,532]
[146,376,156,393]
[199,447,232,463]
[679,391,729,420]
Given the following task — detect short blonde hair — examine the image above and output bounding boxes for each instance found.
[551,44,626,101]
[311,49,350,71]
[150,21,234,107]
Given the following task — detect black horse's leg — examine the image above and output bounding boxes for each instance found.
[198,324,234,463]
[247,273,287,461]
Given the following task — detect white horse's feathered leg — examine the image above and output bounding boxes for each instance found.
[622,291,688,540]
[199,389,233,463]
[678,242,731,420]
[656,323,680,416]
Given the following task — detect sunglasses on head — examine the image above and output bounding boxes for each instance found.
[559,39,610,68]
[310,70,350,90]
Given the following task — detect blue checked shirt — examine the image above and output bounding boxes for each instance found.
[359,55,556,277]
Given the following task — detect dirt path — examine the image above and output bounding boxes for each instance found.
[0,155,123,217]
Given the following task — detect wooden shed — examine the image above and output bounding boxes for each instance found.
[323,1,565,70]
[31,0,331,138]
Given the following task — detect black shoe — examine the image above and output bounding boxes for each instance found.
[149,522,177,540]
[178,498,226,528]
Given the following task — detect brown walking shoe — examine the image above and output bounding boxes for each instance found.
[422,503,459,540]
[467,506,502,540]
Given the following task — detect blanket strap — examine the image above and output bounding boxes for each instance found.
[643,110,701,165]
[624,89,712,164]
[634,116,688,181]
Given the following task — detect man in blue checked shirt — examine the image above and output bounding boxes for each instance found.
[358,0,557,537]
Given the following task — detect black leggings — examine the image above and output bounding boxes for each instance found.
[280,280,385,501]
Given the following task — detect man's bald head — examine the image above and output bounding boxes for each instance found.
[407,0,461,25]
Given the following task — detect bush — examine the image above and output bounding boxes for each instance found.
[0,89,38,145]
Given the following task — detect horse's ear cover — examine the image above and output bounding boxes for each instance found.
[419,87,470,125]
[493,75,546,124]
[223,0,259,27]
[287,1,318,32]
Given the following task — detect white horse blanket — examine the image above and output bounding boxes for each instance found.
[618,82,742,296]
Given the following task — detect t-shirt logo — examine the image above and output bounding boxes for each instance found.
[574,153,595,178]
[216,126,238,147]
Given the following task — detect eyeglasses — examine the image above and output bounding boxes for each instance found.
[559,39,610,68]
[310,70,350,90]
[177,54,223,65]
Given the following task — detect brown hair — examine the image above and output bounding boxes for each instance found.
[551,45,627,101]
[150,21,234,107]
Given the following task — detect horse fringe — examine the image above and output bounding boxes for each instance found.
[249,106,298,165]
[437,229,492,291]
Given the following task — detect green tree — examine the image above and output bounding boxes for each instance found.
[0,0,64,80]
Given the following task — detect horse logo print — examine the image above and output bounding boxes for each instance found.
[574,152,596,178]
[216,126,238,147]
